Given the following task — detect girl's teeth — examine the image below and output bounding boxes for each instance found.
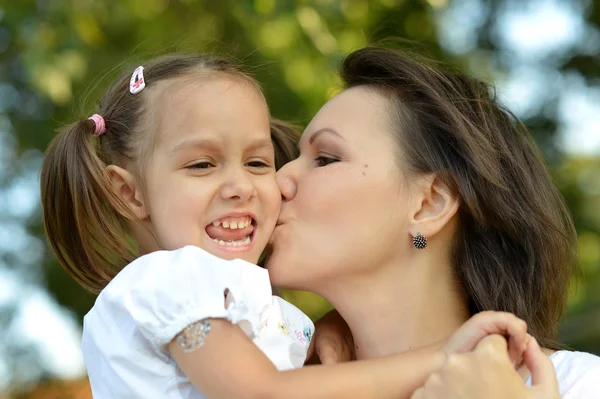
[211,218,252,229]
[212,235,251,247]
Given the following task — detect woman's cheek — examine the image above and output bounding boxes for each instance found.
[264,180,282,212]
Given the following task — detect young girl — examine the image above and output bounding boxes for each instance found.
[40,53,532,398]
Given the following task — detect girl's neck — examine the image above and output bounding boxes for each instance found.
[319,255,470,360]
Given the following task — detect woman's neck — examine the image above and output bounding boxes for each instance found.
[319,255,470,360]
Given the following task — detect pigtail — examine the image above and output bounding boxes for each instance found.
[41,119,135,293]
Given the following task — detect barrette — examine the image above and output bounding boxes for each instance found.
[129,66,146,94]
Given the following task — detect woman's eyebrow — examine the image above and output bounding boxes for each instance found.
[307,127,345,144]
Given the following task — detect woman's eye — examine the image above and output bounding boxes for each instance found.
[314,155,339,167]
[186,162,214,169]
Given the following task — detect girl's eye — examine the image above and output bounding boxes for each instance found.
[186,162,214,169]
[314,155,340,167]
[247,160,271,168]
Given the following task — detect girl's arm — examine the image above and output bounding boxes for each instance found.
[169,311,529,399]
[311,309,529,366]
[169,318,444,399]
[113,247,527,398]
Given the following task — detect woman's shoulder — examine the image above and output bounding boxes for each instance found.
[551,350,600,398]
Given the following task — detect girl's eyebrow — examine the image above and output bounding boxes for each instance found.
[245,138,275,152]
[169,138,221,155]
[169,137,274,155]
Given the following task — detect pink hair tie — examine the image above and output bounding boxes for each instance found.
[88,114,106,136]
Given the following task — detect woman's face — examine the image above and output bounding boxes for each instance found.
[267,86,414,290]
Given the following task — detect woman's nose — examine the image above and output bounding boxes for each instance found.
[277,162,298,201]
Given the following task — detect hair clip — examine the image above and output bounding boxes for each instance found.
[129,66,146,94]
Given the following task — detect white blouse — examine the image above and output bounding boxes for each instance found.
[526,350,600,398]
[81,246,314,398]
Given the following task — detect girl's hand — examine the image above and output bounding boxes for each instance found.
[411,334,559,399]
[444,311,530,367]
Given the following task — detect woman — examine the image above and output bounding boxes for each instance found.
[266,46,600,397]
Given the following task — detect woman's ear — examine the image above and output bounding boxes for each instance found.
[106,165,148,220]
[408,174,459,240]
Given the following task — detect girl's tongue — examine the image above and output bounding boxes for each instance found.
[205,223,254,242]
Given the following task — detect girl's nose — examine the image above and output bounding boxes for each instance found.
[220,168,255,202]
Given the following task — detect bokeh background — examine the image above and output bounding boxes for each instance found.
[0,0,599,397]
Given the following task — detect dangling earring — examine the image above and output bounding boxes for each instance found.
[412,233,427,249]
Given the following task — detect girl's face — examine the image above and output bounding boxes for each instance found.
[139,77,281,264]
[266,86,413,290]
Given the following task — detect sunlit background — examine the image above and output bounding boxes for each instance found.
[0,0,599,397]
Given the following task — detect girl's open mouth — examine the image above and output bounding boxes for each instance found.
[205,215,256,250]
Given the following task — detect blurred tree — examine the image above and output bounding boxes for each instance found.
[0,0,599,391]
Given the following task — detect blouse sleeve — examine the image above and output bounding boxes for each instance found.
[114,246,272,352]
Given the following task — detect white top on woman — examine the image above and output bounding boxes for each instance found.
[81,246,314,399]
[526,350,600,398]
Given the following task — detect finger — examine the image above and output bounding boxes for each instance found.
[478,312,527,357]
[475,334,510,361]
[446,311,526,354]
[312,309,353,363]
[524,336,558,391]
[506,318,529,366]
[341,332,355,362]
[304,334,320,365]
[476,333,508,350]
[410,386,425,399]
[507,333,528,369]
[316,337,340,365]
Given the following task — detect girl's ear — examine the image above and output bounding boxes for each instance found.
[106,165,148,220]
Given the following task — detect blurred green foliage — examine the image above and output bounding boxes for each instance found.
[0,0,599,390]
